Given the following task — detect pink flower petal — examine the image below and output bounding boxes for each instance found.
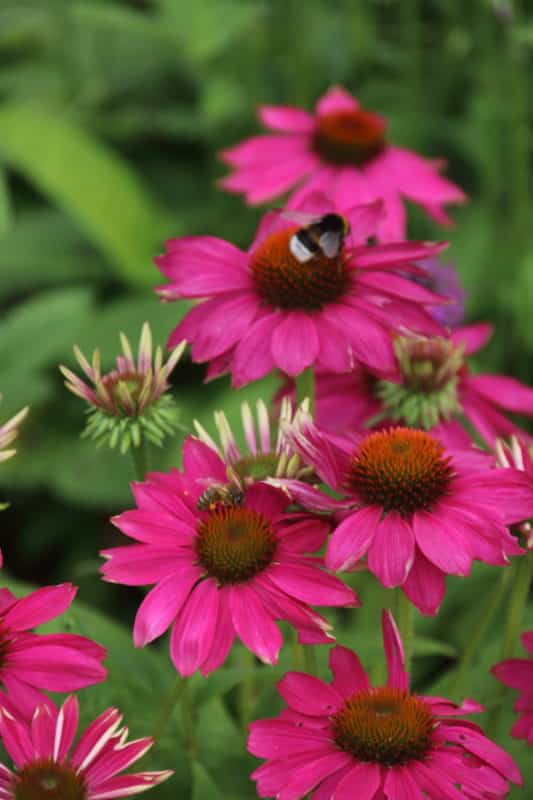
[413,510,472,576]
[85,737,153,785]
[437,725,522,784]
[259,106,315,133]
[230,583,282,665]
[245,483,288,518]
[383,766,424,800]
[450,322,493,355]
[278,751,354,800]
[491,659,533,689]
[89,772,172,800]
[231,313,279,387]
[4,584,76,631]
[71,707,123,771]
[248,719,331,759]
[220,152,318,205]
[271,313,320,377]
[30,705,55,760]
[468,374,533,415]
[221,134,311,167]
[382,610,409,691]
[133,567,200,647]
[326,506,382,571]
[315,86,359,116]
[199,586,235,675]
[7,644,107,691]
[378,147,467,205]
[100,545,190,586]
[333,761,382,800]
[367,513,415,588]
[402,549,446,615]
[353,240,448,270]
[182,437,227,484]
[186,294,261,362]
[329,645,370,696]
[277,672,343,716]
[0,710,34,768]
[267,561,358,607]
[169,578,219,676]
[54,695,80,761]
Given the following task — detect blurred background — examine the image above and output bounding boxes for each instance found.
[0,0,532,796]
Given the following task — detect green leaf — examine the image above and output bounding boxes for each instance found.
[0,103,168,286]
[0,169,11,237]
[191,762,223,800]
[413,635,457,659]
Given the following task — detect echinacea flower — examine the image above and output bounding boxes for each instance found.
[101,437,358,675]
[193,397,314,491]
[249,610,520,799]
[0,584,107,720]
[60,323,185,453]
[220,86,466,240]
[155,193,447,387]
[0,695,172,800]
[496,436,533,548]
[302,323,533,449]
[492,631,533,743]
[278,422,533,614]
[410,256,466,328]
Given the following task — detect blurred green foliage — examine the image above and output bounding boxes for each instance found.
[0,0,532,797]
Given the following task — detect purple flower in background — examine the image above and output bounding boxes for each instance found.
[412,257,466,328]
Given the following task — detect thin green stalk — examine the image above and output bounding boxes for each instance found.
[488,554,533,736]
[449,568,510,700]
[295,367,315,417]
[395,590,415,675]
[151,675,186,743]
[303,644,318,676]
[130,437,149,481]
[239,648,256,734]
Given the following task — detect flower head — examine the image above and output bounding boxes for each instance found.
[101,437,358,675]
[60,323,185,453]
[220,86,466,240]
[492,630,533,744]
[307,323,533,449]
[249,610,520,799]
[0,696,172,800]
[0,584,107,720]
[155,193,447,387]
[278,420,533,614]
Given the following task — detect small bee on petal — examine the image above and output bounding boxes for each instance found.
[281,211,351,262]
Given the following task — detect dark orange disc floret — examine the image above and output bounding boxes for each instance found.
[14,760,87,800]
[313,109,386,166]
[349,428,454,516]
[332,686,434,767]
[250,228,350,311]
[196,506,277,585]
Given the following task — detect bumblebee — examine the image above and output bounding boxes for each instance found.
[197,483,245,511]
[282,211,351,263]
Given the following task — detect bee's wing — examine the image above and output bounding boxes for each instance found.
[280,210,321,225]
[319,231,343,258]
[289,234,315,263]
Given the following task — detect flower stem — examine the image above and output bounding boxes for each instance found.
[449,568,510,700]
[130,437,149,481]
[395,589,415,675]
[295,367,316,417]
[151,675,186,743]
[488,554,533,736]
[303,644,318,676]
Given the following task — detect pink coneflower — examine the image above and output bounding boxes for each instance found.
[155,193,447,386]
[0,584,107,720]
[101,437,358,675]
[278,422,533,614]
[220,86,466,240]
[249,610,520,799]
[301,323,533,449]
[60,323,186,452]
[492,631,533,744]
[0,696,172,800]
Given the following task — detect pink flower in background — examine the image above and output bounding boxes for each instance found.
[249,610,520,799]
[101,437,358,676]
[495,436,533,547]
[294,323,533,449]
[156,193,447,387]
[220,86,466,240]
[492,631,533,744]
[0,696,172,800]
[409,256,466,327]
[0,403,29,465]
[0,584,107,720]
[278,422,533,614]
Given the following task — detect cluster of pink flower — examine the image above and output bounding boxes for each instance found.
[15,85,532,798]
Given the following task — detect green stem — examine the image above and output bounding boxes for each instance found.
[488,554,533,736]
[130,437,149,481]
[449,568,510,700]
[238,649,256,734]
[151,675,186,743]
[395,590,415,675]
[295,367,316,417]
[303,644,318,676]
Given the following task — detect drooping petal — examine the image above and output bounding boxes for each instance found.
[271,313,320,376]
[326,506,381,571]
[133,567,200,647]
[169,578,219,676]
[382,610,409,690]
[230,583,282,665]
[333,761,382,800]
[402,550,446,615]
[367,513,415,588]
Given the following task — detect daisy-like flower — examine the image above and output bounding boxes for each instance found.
[220,86,466,240]
[279,422,533,614]
[0,585,106,721]
[249,610,520,799]
[193,397,314,493]
[304,323,533,449]
[496,436,533,548]
[60,323,185,453]
[155,193,447,387]
[0,402,29,465]
[0,695,172,800]
[409,256,466,328]
[101,437,358,675]
[492,631,533,744]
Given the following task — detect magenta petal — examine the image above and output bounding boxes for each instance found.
[85,737,153,785]
[30,706,55,761]
[245,483,288,518]
[382,610,409,691]
[440,725,522,784]
[182,437,226,484]
[89,772,171,800]
[4,584,76,631]
[384,766,424,800]
[200,586,235,675]
[326,506,381,571]
[333,761,382,800]
[259,106,315,133]
[468,374,533,414]
[7,645,107,691]
[522,631,533,653]
[71,707,122,771]
[315,86,359,115]
[402,550,445,616]
[133,567,200,647]
[54,696,80,761]
[248,719,331,759]
[169,579,219,676]
[0,711,34,768]
[230,583,282,664]
[100,545,190,586]
[187,294,261,362]
[267,561,358,607]
[450,322,493,355]
[491,659,533,689]
[271,313,320,377]
[329,645,370,696]
[231,313,279,387]
[367,513,415,589]
[278,751,354,800]
[353,240,447,269]
[277,672,343,716]
[413,510,472,576]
